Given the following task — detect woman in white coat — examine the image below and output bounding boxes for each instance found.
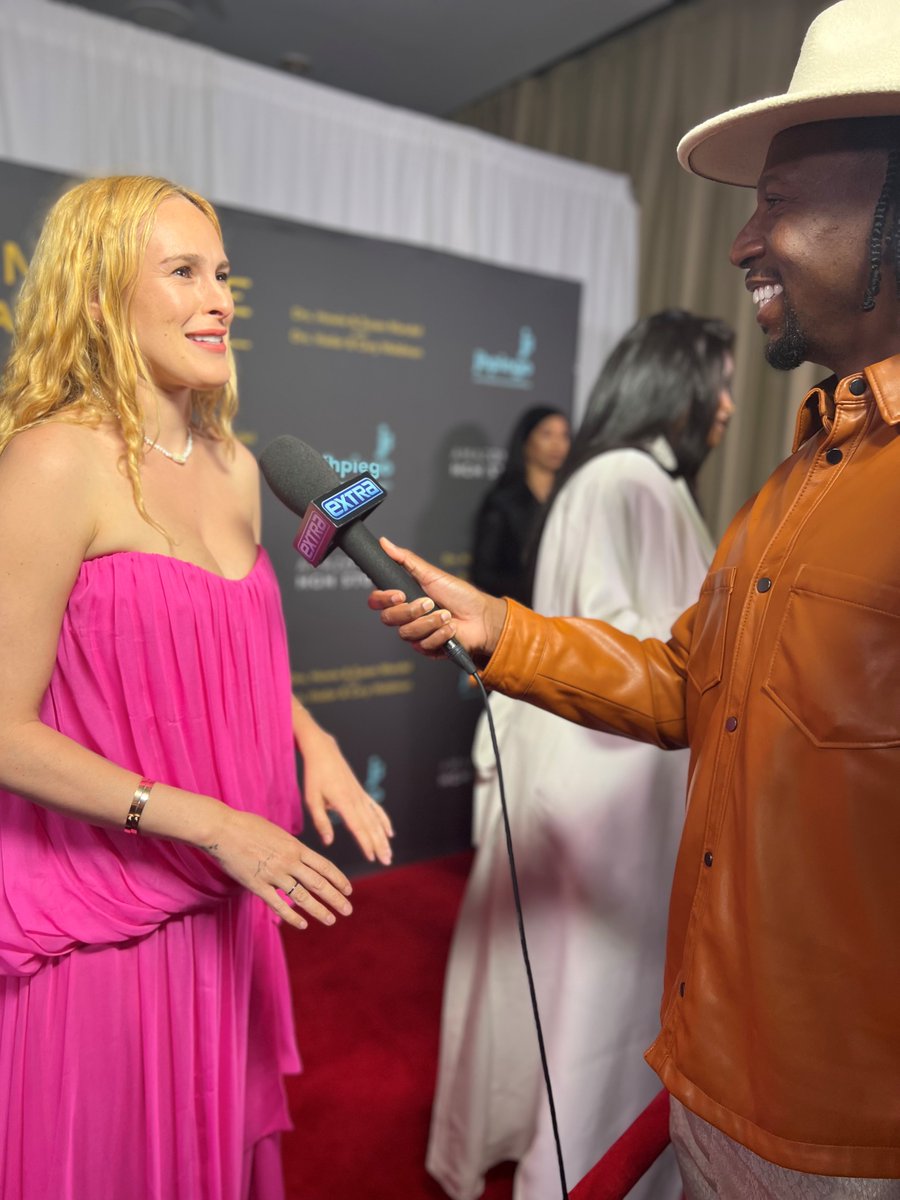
[427,310,735,1200]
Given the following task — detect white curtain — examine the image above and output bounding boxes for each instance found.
[0,0,638,418]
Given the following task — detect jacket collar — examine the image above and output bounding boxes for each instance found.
[793,353,900,452]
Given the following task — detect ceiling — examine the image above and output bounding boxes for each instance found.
[60,0,678,117]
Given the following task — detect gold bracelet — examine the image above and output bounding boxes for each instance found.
[124,778,155,835]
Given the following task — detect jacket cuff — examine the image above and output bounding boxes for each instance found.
[480,599,547,696]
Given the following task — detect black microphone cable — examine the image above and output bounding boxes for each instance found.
[467,665,569,1200]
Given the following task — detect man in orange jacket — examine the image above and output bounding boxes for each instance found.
[369,0,900,1196]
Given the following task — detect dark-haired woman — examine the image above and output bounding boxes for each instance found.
[470,405,570,606]
[426,311,734,1200]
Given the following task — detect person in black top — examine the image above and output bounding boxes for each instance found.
[470,405,569,605]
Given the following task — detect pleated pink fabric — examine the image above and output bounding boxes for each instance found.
[0,549,303,1200]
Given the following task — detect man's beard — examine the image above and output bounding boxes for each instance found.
[765,299,808,371]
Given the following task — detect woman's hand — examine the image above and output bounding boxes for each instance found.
[293,701,394,866]
[367,538,507,663]
[202,807,353,931]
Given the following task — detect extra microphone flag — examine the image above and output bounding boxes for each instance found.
[294,473,386,566]
[259,434,477,676]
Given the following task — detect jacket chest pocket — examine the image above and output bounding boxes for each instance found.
[764,563,900,747]
[687,567,735,695]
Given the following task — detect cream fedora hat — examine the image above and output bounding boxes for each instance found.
[677,0,900,187]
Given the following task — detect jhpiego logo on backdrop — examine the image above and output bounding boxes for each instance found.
[471,325,536,389]
[322,422,396,489]
[293,474,386,566]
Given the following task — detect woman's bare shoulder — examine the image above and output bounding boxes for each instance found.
[195,434,261,533]
[209,435,261,497]
[200,433,258,473]
[0,418,119,484]
[0,420,118,564]
[231,436,261,478]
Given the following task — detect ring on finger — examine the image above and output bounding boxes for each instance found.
[285,881,299,898]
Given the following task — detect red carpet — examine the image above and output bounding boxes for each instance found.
[280,850,515,1200]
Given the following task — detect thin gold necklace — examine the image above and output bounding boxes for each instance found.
[143,428,193,465]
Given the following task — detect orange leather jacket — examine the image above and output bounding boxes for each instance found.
[481,355,900,1177]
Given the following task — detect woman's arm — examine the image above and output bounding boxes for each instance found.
[0,425,352,930]
[240,444,393,865]
[292,696,394,865]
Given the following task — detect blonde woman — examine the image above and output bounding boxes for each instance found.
[0,176,391,1199]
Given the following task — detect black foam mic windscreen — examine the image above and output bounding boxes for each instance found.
[260,435,477,675]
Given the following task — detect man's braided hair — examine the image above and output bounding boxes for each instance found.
[863,146,900,311]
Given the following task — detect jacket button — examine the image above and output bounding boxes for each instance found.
[704,851,713,867]
[826,448,843,465]
[757,577,772,592]
[848,377,866,396]
[725,716,738,732]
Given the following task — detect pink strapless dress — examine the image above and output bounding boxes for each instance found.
[0,550,302,1200]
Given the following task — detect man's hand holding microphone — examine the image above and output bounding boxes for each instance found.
[366,537,508,671]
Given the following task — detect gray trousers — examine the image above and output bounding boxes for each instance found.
[670,1098,900,1200]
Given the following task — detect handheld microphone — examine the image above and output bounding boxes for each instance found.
[259,435,477,676]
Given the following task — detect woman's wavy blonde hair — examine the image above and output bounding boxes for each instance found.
[0,174,238,520]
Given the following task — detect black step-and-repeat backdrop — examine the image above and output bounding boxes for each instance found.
[0,159,581,873]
